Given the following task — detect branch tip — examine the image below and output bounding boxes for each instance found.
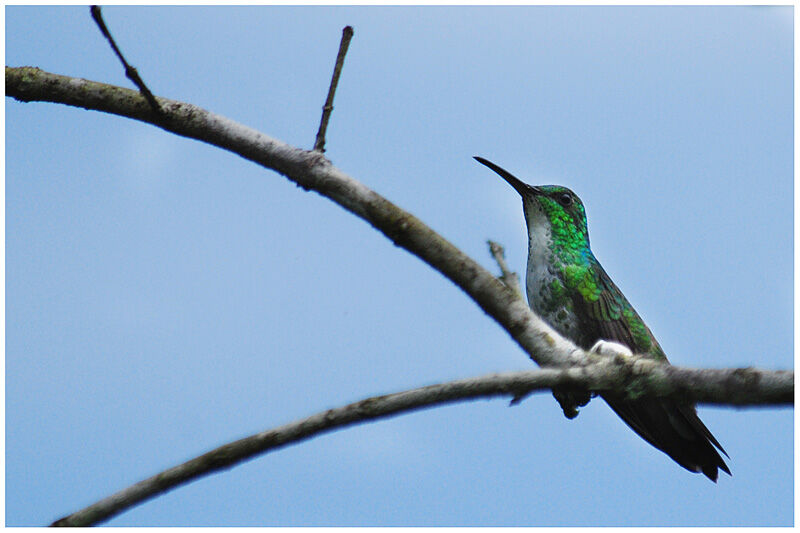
[313,25,355,152]
[488,239,522,297]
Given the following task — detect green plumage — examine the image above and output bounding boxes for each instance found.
[476,156,729,482]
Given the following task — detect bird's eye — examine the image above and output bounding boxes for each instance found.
[558,193,573,206]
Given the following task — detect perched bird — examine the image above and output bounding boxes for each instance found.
[475,156,730,482]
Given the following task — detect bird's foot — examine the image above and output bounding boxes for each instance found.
[590,339,633,358]
[553,388,592,419]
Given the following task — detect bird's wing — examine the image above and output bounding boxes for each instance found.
[574,261,730,481]
[579,262,667,360]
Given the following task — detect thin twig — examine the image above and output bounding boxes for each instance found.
[49,362,793,526]
[90,5,162,115]
[488,240,522,298]
[313,25,354,152]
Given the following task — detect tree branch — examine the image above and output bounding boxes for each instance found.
[50,361,792,526]
[89,6,161,115]
[8,65,793,382]
[6,66,587,371]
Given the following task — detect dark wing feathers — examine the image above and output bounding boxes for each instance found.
[574,261,730,481]
[605,398,730,481]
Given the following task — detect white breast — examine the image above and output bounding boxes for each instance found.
[522,200,582,340]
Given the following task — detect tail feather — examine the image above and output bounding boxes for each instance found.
[603,397,730,482]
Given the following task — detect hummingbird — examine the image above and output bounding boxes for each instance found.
[475,156,730,482]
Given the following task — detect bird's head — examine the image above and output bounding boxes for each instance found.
[475,156,590,254]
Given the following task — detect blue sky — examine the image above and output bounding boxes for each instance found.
[6,5,793,526]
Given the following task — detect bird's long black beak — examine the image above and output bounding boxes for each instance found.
[474,156,538,197]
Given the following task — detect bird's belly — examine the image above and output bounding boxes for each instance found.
[526,259,582,342]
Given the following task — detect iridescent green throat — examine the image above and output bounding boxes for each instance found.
[534,188,602,303]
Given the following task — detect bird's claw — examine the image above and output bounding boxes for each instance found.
[590,339,633,358]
